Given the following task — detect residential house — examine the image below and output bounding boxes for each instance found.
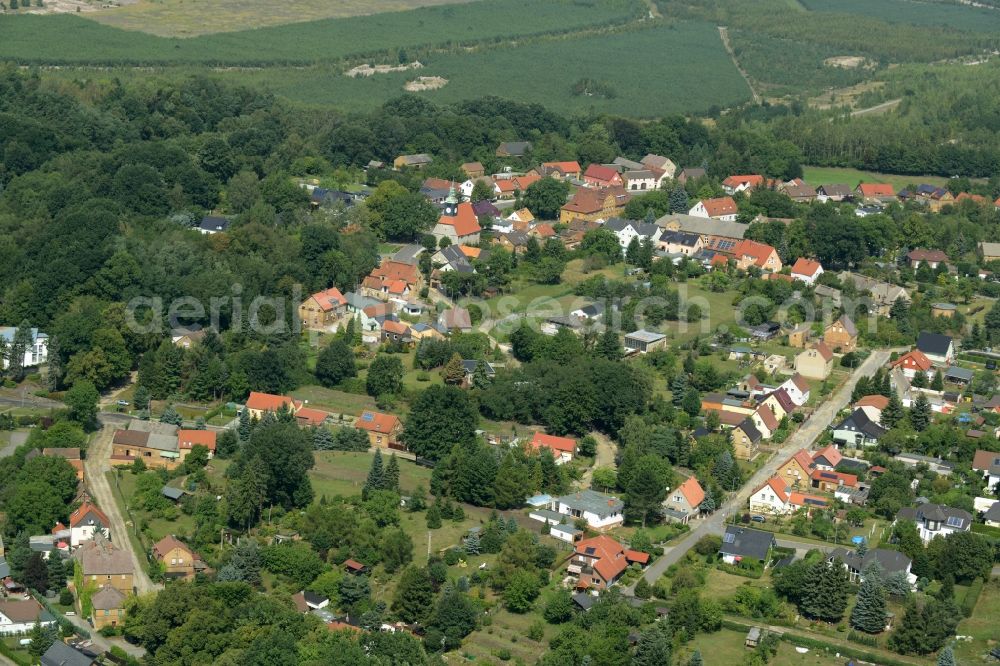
[663,476,705,524]
[75,537,134,595]
[916,332,954,366]
[361,260,423,302]
[794,342,834,380]
[749,477,794,515]
[495,230,530,254]
[978,241,1000,262]
[496,141,532,158]
[816,184,853,202]
[890,349,934,380]
[657,230,703,256]
[855,183,896,202]
[895,452,954,475]
[461,161,485,179]
[622,169,659,192]
[197,216,230,235]
[827,547,915,586]
[493,174,540,199]
[583,164,623,189]
[731,420,762,460]
[354,411,403,450]
[569,535,647,590]
[380,319,412,345]
[0,326,48,370]
[623,329,666,354]
[549,490,624,530]
[895,503,972,544]
[787,324,812,349]
[972,449,1000,492]
[688,197,738,222]
[90,585,127,630]
[832,409,887,448]
[810,445,843,472]
[177,429,216,461]
[439,307,472,332]
[655,213,747,246]
[732,239,782,272]
[111,424,181,470]
[530,432,577,465]
[837,272,911,317]
[906,248,949,270]
[460,176,494,200]
[854,394,888,423]
[811,469,858,493]
[393,154,433,169]
[640,154,676,184]
[153,535,205,581]
[294,407,329,428]
[299,287,347,330]
[528,223,556,240]
[823,315,858,353]
[310,188,365,209]
[570,302,605,320]
[676,167,706,184]
[68,502,110,548]
[432,192,481,246]
[722,174,764,195]
[245,392,301,420]
[779,374,810,407]
[0,598,56,635]
[170,329,206,349]
[460,359,495,387]
[776,449,815,489]
[761,388,795,421]
[537,161,582,180]
[471,199,500,220]
[914,185,954,212]
[790,258,823,285]
[431,244,474,274]
[719,526,775,564]
[983,502,1000,528]
[781,182,817,203]
[40,641,97,666]
[559,187,630,224]
[603,217,661,251]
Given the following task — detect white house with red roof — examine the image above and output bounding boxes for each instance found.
[854,394,888,423]
[689,196,738,222]
[177,429,216,460]
[245,391,302,420]
[583,164,623,189]
[790,258,823,285]
[530,432,577,464]
[811,445,843,471]
[68,501,110,547]
[749,476,829,515]
[662,476,705,523]
[432,187,481,245]
[569,535,648,590]
[779,374,811,407]
[722,174,764,195]
[890,349,934,380]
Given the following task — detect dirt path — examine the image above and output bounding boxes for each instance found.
[84,425,160,596]
[851,98,901,116]
[718,26,761,105]
[579,431,616,490]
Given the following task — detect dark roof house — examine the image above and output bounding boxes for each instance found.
[720,526,775,561]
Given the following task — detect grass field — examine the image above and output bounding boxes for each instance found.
[682,628,849,666]
[802,166,950,190]
[310,450,431,499]
[799,0,1000,33]
[290,385,376,417]
[954,577,1000,663]
[0,0,643,64]
[88,0,477,37]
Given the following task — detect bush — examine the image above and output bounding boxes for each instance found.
[694,534,721,555]
[58,589,73,606]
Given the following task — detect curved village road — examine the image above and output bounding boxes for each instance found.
[624,348,895,592]
[84,423,160,596]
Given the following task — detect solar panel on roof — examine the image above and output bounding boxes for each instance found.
[361,413,374,421]
[585,547,596,554]
[946,516,963,528]
[723,533,735,543]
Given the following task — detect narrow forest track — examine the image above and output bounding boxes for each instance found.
[718,26,761,105]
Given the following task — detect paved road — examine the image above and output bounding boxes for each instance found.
[84,424,160,596]
[627,348,893,590]
[63,612,145,658]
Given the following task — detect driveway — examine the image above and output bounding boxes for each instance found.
[84,423,160,595]
[579,431,616,489]
[63,612,145,658]
[626,348,894,590]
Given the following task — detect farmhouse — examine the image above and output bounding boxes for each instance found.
[537,161,582,180]
[559,187,630,224]
[722,174,764,195]
[299,287,347,330]
[855,183,895,202]
[583,164,623,188]
[816,184,852,202]
[688,196,738,222]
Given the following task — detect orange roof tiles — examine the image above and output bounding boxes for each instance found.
[246,391,298,413]
[152,535,193,559]
[857,183,895,197]
[855,394,889,410]
[733,239,777,268]
[812,341,834,362]
[530,432,577,454]
[575,535,629,582]
[69,501,109,529]
[810,469,857,487]
[812,445,842,467]
[354,411,400,434]
[543,161,581,174]
[791,257,822,278]
[438,201,481,237]
[381,320,409,335]
[700,196,738,218]
[757,475,789,501]
[723,174,764,190]
[890,349,932,372]
[584,164,620,184]
[309,287,347,312]
[789,448,814,473]
[677,476,705,507]
[371,260,420,285]
[789,492,828,508]
[458,245,481,259]
[295,407,329,426]
[755,404,779,432]
[178,429,217,451]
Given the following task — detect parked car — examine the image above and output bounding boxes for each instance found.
[750,515,767,523]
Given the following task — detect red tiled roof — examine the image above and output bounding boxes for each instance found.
[791,257,822,278]
[857,183,895,197]
[812,341,834,362]
[438,201,482,237]
[343,559,365,571]
[562,186,630,214]
[625,550,650,564]
[755,404,779,432]
[295,407,329,426]
[531,432,577,454]
[246,391,297,413]
[423,177,452,191]
[733,239,777,268]
[309,287,347,312]
[723,174,764,189]
[855,394,889,410]
[575,535,629,582]
[812,445,843,467]
[810,469,857,487]
[152,535,193,559]
[955,192,986,204]
[973,449,1000,471]
[906,248,948,263]
[354,411,400,434]
[178,429,216,451]
[700,196,738,218]
[381,320,410,336]
[789,448,813,472]
[543,161,581,174]
[677,476,705,507]
[69,501,109,529]
[756,475,789,501]
[890,350,932,372]
[531,223,556,238]
[584,164,620,183]
[789,492,828,508]
[370,260,420,285]
[789,374,810,393]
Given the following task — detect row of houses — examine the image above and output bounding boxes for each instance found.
[110,420,217,471]
[750,445,870,515]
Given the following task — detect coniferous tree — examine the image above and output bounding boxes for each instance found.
[313,427,334,450]
[363,450,384,500]
[238,408,252,441]
[669,187,689,214]
[46,335,63,391]
[801,558,849,622]
[160,404,182,425]
[936,645,956,666]
[910,393,932,431]
[383,453,400,493]
[671,372,689,406]
[426,504,442,529]
[633,626,671,666]
[882,392,904,428]
[441,353,466,385]
[471,360,492,389]
[7,319,32,382]
[596,328,622,361]
[930,370,944,391]
[850,569,888,633]
[464,531,481,555]
[26,621,54,660]
[912,371,928,389]
[391,565,434,624]
[688,651,704,666]
[856,540,868,558]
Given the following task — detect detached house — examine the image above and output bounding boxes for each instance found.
[895,503,972,544]
[245,392,301,420]
[0,598,56,636]
[732,240,782,272]
[689,196,738,222]
[816,184,853,202]
[732,420,762,460]
[906,248,949,269]
[549,490,624,530]
[663,476,705,524]
[794,342,834,380]
[603,218,660,251]
[153,535,206,581]
[719,526,775,564]
[916,332,954,366]
[362,260,423,302]
[790,258,823,285]
[560,187,630,224]
[75,537,134,595]
[777,449,815,489]
[68,502,110,548]
[855,183,896,203]
[530,432,577,464]
[0,326,47,370]
[890,349,934,380]
[583,164,623,189]
[299,287,347,330]
[972,449,1000,492]
[778,374,810,407]
[569,535,647,590]
[538,161,582,180]
[832,408,887,448]
[722,174,764,195]
[354,411,403,450]
[854,394,888,423]
[828,547,915,587]
[823,315,858,353]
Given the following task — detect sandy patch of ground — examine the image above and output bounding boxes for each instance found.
[346,61,423,78]
[823,55,867,69]
[404,75,447,91]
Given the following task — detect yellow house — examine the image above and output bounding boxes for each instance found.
[823,315,858,353]
[794,342,834,380]
[354,411,404,450]
[76,537,134,596]
[776,449,814,489]
[153,535,204,581]
[90,585,127,630]
[559,187,630,224]
[731,420,761,460]
[299,287,347,330]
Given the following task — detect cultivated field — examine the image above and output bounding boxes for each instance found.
[0,0,645,64]
[801,166,950,190]
[88,0,477,37]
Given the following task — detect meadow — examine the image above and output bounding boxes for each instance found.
[202,21,752,116]
[801,166,950,190]
[0,0,644,65]
[88,0,477,37]
[799,0,1000,33]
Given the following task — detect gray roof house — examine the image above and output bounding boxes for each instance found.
[40,641,96,666]
[827,547,914,585]
[719,526,775,563]
[550,490,624,530]
[916,332,954,365]
[198,216,230,234]
[831,408,886,447]
[496,141,532,157]
[896,502,972,543]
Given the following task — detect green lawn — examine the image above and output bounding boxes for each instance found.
[802,166,949,190]
[682,628,855,666]
[290,385,376,417]
[954,577,1000,663]
[460,606,558,664]
[310,451,432,499]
